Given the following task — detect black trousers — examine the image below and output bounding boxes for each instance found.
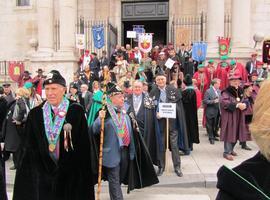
[104,147,128,200]
[206,114,219,141]
[158,118,181,170]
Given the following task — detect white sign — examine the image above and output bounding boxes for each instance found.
[76,34,85,49]
[165,58,175,69]
[159,103,176,119]
[127,31,137,39]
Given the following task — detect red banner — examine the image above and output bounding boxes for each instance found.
[8,61,24,82]
[218,37,231,56]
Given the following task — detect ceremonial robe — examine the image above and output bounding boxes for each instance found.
[13,101,95,200]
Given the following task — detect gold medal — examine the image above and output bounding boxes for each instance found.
[236,97,240,102]
[49,143,56,152]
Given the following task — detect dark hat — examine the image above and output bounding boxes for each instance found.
[155,71,166,78]
[36,68,44,73]
[43,70,66,87]
[70,84,78,90]
[2,83,11,87]
[243,83,251,90]
[24,70,31,75]
[106,82,123,97]
[184,74,193,86]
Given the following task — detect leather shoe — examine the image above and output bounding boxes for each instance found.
[175,169,183,177]
[231,151,238,156]
[156,168,164,176]
[223,154,234,161]
[242,146,252,151]
[209,140,215,145]
[214,137,219,141]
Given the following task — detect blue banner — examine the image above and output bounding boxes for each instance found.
[192,42,208,62]
[92,25,105,49]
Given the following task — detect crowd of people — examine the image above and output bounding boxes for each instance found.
[0,42,269,199]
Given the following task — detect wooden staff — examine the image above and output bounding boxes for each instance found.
[96,70,109,200]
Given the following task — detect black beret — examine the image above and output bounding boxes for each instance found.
[106,82,122,97]
[43,70,66,87]
[155,71,167,78]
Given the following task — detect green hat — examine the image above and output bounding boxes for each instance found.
[221,62,228,67]
[208,59,214,64]
[198,63,205,68]
[23,82,33,89]
[220,55,228,61]
[230,60,236,66]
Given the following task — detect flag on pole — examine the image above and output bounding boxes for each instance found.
[138,33,152,53]
[8,61,24,83]
[76,34,85,49]
[92,25,105,49]
[192,42,208,62]
[218,37,231,56]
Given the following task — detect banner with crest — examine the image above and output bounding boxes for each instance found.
[138,33,152,53]
[8,61,24,82]
[218,37,231,56]
[192,42,207,62]
[92,25,105,49]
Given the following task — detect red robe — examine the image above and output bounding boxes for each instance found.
[205,65,216,83]
[228,63,248,83]
[193,70,209,98]
[214,64,230,91]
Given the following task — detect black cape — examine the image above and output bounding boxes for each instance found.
[89,106,159,193]
[0,139,7,200]
[13,100,95,200]
[182,88,200,146]
[125,94,159,166]
[216,152,270,200]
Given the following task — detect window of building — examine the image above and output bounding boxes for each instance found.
[16,0,30,6]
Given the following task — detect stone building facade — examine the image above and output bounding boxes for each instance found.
[0,0,270,83]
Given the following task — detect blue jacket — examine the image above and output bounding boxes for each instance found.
[92,114,135,168]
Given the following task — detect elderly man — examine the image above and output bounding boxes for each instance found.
[13,70,95,200]
[92,82,158,200]
[220,73,247,161]
[2,83,15,106]
[125,80,158,165]
[150,72,188,177]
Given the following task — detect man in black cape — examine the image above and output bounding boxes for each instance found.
[149,72,189,177]
[91,82,158,199]
[125,80,159,166]
[13,70,95,200]
[182,74,200,154]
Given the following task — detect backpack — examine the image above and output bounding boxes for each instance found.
[12,98,30,123]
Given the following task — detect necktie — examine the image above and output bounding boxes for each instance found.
[160,89,166,103]
[117,112,130,146]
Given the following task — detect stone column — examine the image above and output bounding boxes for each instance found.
[37,0,54,55]
[231,0,251,48]
[59,0,77,53]
[206,0,225,50]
